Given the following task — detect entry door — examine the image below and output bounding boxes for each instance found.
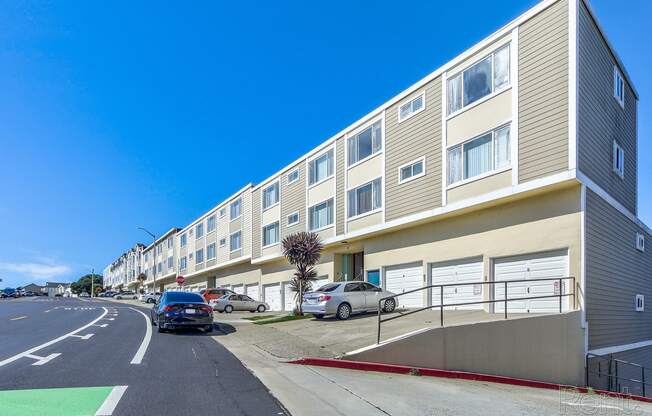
[264,284,282,311]
[430,257,483,310]
[494,250,569,314]
[246,284,260,301]
[384,262,424,308]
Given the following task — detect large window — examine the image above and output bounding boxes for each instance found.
[447,125,511,185]
[207,215,216,233]
[230,231,242,252]
[180,256,187,270]
[262,222,279,247]
[347,120,382,166]
[447,44,510,115]
[348,178,382,218]
[308,149,334,185]
[309,198,334,231]
[195,248,204,264]
[262,182,279,209]
[180,233,187,247]
[207,243,216,260]
[167,237,173,249]
[230,198,242,219]
[167,256,173,269]
[195,223,204,239]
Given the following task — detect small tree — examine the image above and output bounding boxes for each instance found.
[137,273,147,294]
[282,231,323,315]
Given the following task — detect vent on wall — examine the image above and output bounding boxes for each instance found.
[636,294,645,312]
[636,233,645,252]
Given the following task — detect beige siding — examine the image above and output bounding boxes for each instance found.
[229,216,242,234]
[336,137,345,235]
[242,189,252,257]
[578,2,637,214]
[280,162,306,240]
[585,189,652,349]
[252,188,262,258]
[385,77,442,221]
[518,0,569,183]
[230,248,242,260]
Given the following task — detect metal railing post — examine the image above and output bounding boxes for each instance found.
[615,360,619,392]
[440,287,444,327]
[643,367,646,397]
[504,281,508,319]
[559,277,563,313]
[377,299,382,344]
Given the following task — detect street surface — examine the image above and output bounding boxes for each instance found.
[0,297,286,416]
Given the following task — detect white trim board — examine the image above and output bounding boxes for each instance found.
[589,340,652,357]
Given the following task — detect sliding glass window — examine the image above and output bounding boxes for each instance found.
[447,125,510,185]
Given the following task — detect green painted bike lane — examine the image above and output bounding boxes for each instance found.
[0,386,114,416]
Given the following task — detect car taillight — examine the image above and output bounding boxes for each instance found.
[319,295,331,302]
[200,306,213,313]
[163,305,174,311]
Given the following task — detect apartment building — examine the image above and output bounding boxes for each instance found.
[141,228,179,292]
[104,243,144,290]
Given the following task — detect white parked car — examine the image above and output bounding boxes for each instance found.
[140,292,161,304]
[114,291,137,300]
[301,282,398,320]
[211,294,269,313]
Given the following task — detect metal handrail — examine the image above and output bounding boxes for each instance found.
[376,276,576,344]
[586,353,651,397]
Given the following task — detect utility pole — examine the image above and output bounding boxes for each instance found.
[90,268,94,298]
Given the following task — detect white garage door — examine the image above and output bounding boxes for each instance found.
[283,282,296,312]
[264,284,282,311]
[430,257,483,310]
[233,285,244,295]
[385,262,424,308]
[313,277,329,291]
[494,250,569,314]
[246,284,260,301]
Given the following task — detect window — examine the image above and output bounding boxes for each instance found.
[195,248,204,264]
[636,233,645,252]
[144,252,149,262]
[180,234,187,247]
[167,256,173,269]
[348,178,382,218]
[262,222,279,247]
[398,93,425,122]
[309,149,334,185]
[613,141,624,178]
[614,66,625,108]
[219,207,226,218]
[219,238,226,247]
[230,231,242,252]
[157,262,162,273]
[262,182,279,209]
[156,245,162,255]
[287,212,299,226]
[195,223,204,239]
[636,294,645,312]
[207,215,216,232]
[347,121,382,166]
[447,124,511,185]
[399,157,426,184]
[287,169,299,184]
[207,243,216,260]
[447,44,510,115]
[309,198,334,231]
[167,237,173,249]
[230,198,242,219]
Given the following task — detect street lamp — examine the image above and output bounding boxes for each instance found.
[138,227,156,293]
[90,268,94,298]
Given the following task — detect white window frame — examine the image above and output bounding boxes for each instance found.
[308,197,334,232]
[195,223,204,239]
[262,221,280,248]
[167,256,173,269]
[308,149,335,187]
[446,122,512,188]
[347,178,382,220]
[346,119,383,168]
[230,198,242,220]
[219,238,226,248]
[287,169,299,185]
[180,233,187,247]
[636,294,645,312]
[219,207,226,218]
[195,248,204,264]
[207,243,216,260]
[262,181,280,210]
[397,156,426,184]
[230,231,242,253]
[207,215,216,233]
[179,256,187,271]
[287,211,299,227]
[636,233,645,252]
[397,91,426,123]
[167,237,173,249]
[613,66,625,109]
[613,141,624,179]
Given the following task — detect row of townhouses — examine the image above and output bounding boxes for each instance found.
[105,0,651,386]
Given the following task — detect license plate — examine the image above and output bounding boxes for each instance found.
[307,299,318,304]
[185,309,196,314]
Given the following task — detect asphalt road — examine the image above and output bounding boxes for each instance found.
[0,296,287,416]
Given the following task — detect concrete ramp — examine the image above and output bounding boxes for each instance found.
[343,311,585,386]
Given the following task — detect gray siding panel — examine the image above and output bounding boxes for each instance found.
[518,0,569,183]
[385,76,442,221]
[280,162,306,240]
[585,189,652,349]
[578,2,637,215]
[336,137,345,235]
[252,188,261,259]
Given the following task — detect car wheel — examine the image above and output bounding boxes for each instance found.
[336,303,351,320]
[225,305,233,313]
[314,314,324,319]
[383,298,396,313]
[204,325,213,333]
[257,305,266,313]
[147,298,154,304]
[157,323,166,333]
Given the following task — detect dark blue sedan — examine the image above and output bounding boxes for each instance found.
[151,291,214,333]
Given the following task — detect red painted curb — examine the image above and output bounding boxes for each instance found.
[288,357,652,405]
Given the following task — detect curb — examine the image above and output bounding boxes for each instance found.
[288,357,652,405]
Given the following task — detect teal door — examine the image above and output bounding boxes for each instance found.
[367,270,380,286]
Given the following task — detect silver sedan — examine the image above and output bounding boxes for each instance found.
[301,281,398,320]
[211,294,269,313]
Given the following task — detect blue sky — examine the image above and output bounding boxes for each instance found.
[0,0,649,288]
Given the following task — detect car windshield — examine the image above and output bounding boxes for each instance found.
[165,292,204,303]
[316,283,340,292]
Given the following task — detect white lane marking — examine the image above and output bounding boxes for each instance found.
[0,307,108,368]
[93,324,108,328]
[104,318,115,321]
[95,385,128,416]
[128,307,152,365]
[10,316,27,321]
[25,353,61,366]
[70,334,94,340]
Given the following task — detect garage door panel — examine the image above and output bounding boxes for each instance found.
[430,257,483,310]
[283,282,295,312]
[264,284,282,311]
[385,263,423,309]
[233,285,244,294]
[246,284,259,301]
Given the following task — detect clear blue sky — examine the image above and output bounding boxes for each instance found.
[0,0,649,288]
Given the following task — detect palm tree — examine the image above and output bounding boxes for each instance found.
[137,273,147,294]
[282,231,324,315]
